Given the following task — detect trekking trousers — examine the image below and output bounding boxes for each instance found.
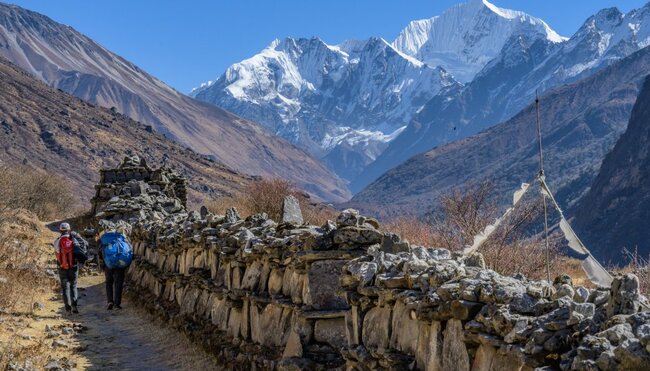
[105,267,126,306]
[58,266,79,310]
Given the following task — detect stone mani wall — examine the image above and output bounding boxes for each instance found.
[93,159,650,370]
[127,210,360,369]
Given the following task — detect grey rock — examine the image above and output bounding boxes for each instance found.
[574,286,590,303]
[43,360,62,371]
[336,209,361,227]
[281,195,303,224]
[306,260,347,310]
[343,261,378,288]
[333,226,382,246]
[589,288,610,307]
[61,327,74,335]
[314,318,347,348]
[636,323,650,346]
[613,338,650,370]
[543,328,571,352]
[607,273,642,317]
[362,306,391,349]
[597,323,635,345]
[225,207,241,223]
[51,339,68,348]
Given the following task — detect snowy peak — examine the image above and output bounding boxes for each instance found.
[392,0,565,82]
[191,33,458,181]
[562,3,650,76]
[592,7,624,29]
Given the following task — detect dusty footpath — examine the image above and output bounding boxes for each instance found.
[0,221,219,371]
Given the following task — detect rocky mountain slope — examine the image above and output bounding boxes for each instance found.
[191,37,457,181]
[191,0,560,182]
[0,2,349,202]
[0,56,251,205]
[353,3,650,193]
[348,46,650,218]
[573,75,650,265]
[392,0,564,83]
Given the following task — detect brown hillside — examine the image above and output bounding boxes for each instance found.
[0,3,350,202]
[0,56,251,207]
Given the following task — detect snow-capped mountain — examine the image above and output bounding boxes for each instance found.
[392,0,565,82]
[191,0,566,182]
[352,2,650,193]
[191,36,457,180]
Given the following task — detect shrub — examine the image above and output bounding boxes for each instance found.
[0,165,76,220]
[384,181,565,281]
[243,179,296,221]
[0,165,72,312]
[207,178,337,225]
[382,217,440,247]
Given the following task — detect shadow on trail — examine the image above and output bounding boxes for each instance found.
[64,275,219,371]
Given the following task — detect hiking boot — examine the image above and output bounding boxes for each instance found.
[107,302,114,310]
[65,305,72,315]
[115,305,122,310]
[72,306,79,314]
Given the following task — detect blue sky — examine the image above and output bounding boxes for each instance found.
[6,0,648,93]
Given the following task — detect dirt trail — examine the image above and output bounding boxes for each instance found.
[69,274,219,370]
[2,218,220,370]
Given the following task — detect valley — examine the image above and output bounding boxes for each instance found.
[2,0,650,369]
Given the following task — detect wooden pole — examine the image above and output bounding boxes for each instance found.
[536,92,552,282]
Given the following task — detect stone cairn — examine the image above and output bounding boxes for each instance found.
[91,155,187,223]
[91,157,650,370]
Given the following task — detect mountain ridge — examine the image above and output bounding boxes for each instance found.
[0,54,251,206]
[347,45,650,218]
[190,0,563,182]
[573,74,650,264]
[191,35,458,181]
[0,2,350,202]
[352,1,650,193]
[392,0,565,82]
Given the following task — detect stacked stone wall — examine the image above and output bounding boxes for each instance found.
[92,158,650,370]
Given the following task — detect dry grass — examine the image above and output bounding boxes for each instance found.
[0,165,77,221]
[383,217,439,247]
[0,209,60,370]
[0,166,74,369]
[611,248,650,294]
[382,182,583,281]
[207,178,337,226]
[0,166,73,312]
[0,337,52,370]
[0,210,54,313]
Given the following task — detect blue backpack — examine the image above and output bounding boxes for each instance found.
[100,232,133,269]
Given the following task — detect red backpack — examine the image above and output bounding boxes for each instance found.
[57,236,75,270]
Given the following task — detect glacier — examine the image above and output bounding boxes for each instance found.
[191,36,457,180]
[392,0,566,83]
[190,0,567,183]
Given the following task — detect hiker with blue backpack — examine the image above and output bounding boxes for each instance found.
[97,228,133,310]
[54,222,88,315]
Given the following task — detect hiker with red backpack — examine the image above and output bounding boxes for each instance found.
[54,222,88,315]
